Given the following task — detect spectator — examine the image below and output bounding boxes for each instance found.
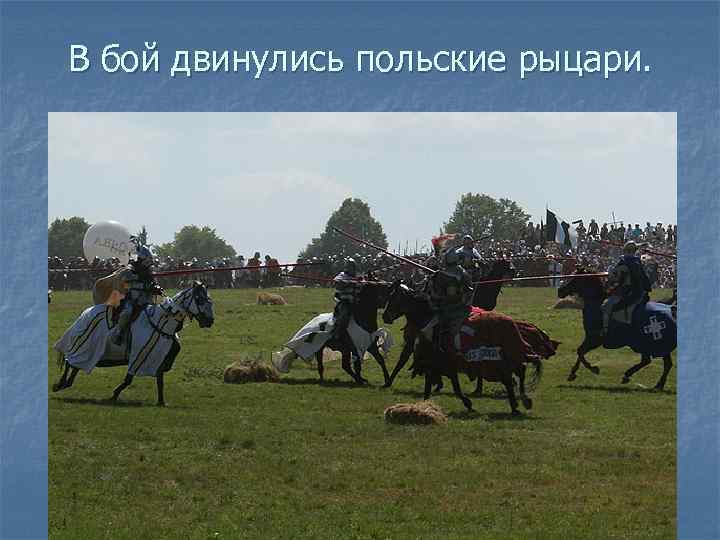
[247,251,262,288]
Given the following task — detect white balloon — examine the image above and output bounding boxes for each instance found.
[83,221,132,265]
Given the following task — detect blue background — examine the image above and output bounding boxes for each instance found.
[1,2,717,538]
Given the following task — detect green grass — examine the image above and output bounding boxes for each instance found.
[49,287,676,540]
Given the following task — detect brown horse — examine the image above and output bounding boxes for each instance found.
[382,281,554,415]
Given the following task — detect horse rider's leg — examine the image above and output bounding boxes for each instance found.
[110,373,134,402]
[517,364,533,410]
[156,372,165,407]
[315,349,325,384]
[369,343,391,387]
[387,339,413,387]
[654,355,673,391]
[622,354,652,385]
[52,362,71,392]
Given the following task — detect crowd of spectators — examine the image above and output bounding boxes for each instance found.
[48,218,677,293]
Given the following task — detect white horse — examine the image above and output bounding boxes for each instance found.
[52,281,214,406]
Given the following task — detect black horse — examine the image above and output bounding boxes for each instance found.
[472,259,516,310]
[558,269,675,390]
[314,279,392,386]
[382,281,538,415]
[384,259,515,391]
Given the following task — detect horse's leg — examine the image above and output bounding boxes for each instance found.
[386,341,413,387]
[580,336,602,375]
[110,373,134,402]
[66,367,80,389]
[654,355,673,391]
[448,367,473,412]
[369,344,391,387]
[353,356,368,385]
[568,336,600,381]
[156,372,165,407]
[516,364,533,410]
[423,370,433,401]
[622,354,651,385]
[471,371,483,397]
[501,369,521,416]
[52,362,71,392]
[340,351,361,384]
[315,348,325,384]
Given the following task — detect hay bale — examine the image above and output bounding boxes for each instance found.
[384,401,448,426]
[223,359,280,384]
[257,292,287,305]
[552,297,583,310]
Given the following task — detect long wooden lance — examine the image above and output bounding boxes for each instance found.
[332,227,436,274]
[151,262,324,278]
[473,272,608,286]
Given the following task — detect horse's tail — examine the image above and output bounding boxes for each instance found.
[524,359,543,393]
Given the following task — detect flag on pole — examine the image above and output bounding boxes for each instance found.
[431,233,458,252]
[545,209,577,250]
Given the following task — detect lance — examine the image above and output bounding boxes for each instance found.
[332,227,436,274]
[151,261,324,278]
[473,272,608,286]
[290,272,390,286]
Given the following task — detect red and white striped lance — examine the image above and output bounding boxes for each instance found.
[473,272,609,287]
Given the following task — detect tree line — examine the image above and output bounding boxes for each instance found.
[48,193,531,262]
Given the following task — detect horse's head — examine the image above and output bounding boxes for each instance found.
[494,259,517,280]
[558,266,602,301]
[357,273,390,310]
[173,281,215,328]
[382,279,414,324]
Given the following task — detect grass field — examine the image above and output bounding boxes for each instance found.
[48,287,676,540]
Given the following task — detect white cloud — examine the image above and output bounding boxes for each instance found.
[49,112,676,262]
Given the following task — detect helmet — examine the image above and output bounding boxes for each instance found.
[463,234,474,243]
[623,241,638,254]
[344,258,357,276]
[444,249,460,266]
[136,246,154,269]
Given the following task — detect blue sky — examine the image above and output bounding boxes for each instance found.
[49,112,676,262]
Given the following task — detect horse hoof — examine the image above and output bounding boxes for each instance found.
[567,373,577,382]
[157,402,166,407]
[621,376,630,385]
[522,397,533,410]
[51,382,64,392]
[590,366,600,375]
[511,409,522,417]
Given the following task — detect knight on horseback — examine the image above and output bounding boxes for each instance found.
[109,242,163,346]
[601,241,652,336]
[332,258,364,358]
[421,249,474,353]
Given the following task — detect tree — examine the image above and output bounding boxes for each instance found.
[48,217,90,259]
[156,225,236,261]
[443,193,530,242]
[300,198,388,260]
